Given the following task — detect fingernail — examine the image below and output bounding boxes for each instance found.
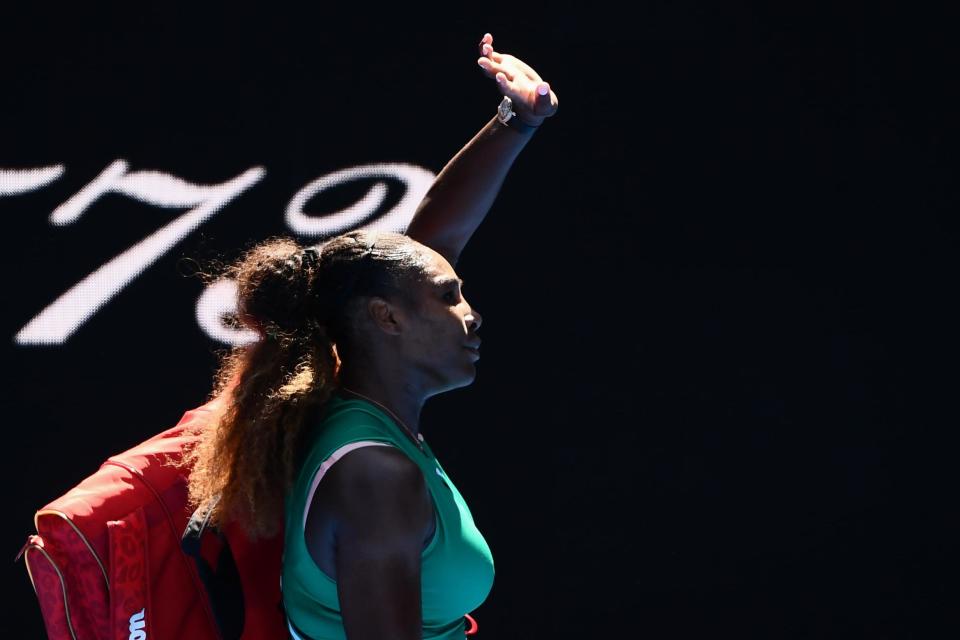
[537,83,549,96]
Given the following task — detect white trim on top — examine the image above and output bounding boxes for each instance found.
[302,441,393,530]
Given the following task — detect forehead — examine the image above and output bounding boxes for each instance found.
[418,248,461,286]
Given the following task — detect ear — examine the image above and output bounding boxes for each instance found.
[365,297,404,336]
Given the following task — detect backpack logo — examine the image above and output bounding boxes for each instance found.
[128,608,146,640]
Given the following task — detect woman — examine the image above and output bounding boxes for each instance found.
[186,33,558,639]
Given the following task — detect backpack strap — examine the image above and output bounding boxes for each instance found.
[108,507,150,640]
[181,496,245,640]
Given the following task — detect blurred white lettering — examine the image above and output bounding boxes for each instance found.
[286,162,433,237]
[6,161,435,346]
[0,165,64,195]
[14,161,265,345]
[195,278,259,346]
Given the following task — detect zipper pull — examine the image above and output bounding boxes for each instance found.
[14,535,42,563]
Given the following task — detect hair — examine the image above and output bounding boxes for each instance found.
[184,230,431,538]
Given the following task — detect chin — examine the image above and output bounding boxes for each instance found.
[429,370,477,397]
[450,372,478,390]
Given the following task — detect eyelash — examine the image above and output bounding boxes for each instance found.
[444,290,460,303]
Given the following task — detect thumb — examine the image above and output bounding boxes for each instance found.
[535,82,553,114]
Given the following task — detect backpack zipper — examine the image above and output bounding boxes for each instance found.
[35,509,109,589]
[24,543,79,640]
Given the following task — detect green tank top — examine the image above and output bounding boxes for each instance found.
[282,392,495,639]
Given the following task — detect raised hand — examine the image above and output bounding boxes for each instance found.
[477,33,559,127]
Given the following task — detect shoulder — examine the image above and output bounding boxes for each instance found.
[316,445,432,534]
[333,445,425,493]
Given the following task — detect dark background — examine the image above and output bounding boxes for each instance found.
[3,3,957,638]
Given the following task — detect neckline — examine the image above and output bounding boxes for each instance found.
[334,389,429,456]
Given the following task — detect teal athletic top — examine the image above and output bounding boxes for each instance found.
[282,392,495,639]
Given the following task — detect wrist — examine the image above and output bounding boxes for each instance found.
[514,111,545,128]
[495,116,540,135]
[496,96,542,134]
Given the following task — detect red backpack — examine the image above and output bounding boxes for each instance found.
[17,397,287,640]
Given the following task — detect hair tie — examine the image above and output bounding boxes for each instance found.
[301,247,320,270]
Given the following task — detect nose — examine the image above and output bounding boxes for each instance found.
[465,305,482,332]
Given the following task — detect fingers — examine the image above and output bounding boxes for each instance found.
[477,56,515,83]
[476,33,514,83]
[485,46,504,64]
[478,32,504,63]
[478,32,492,57]
[477,33,538,85]
[479,32,500,61]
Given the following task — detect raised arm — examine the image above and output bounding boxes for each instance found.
[404,33,558,264]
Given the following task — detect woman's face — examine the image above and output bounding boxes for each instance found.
[398,248,483,394]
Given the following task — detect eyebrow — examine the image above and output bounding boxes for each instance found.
[434,277,464,287]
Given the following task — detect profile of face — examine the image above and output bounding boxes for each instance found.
[385,246,483,395]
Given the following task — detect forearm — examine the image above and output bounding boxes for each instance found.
[405,115,538,264]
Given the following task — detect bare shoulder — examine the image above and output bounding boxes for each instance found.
[330,445,425,493]
[319,445,432,533]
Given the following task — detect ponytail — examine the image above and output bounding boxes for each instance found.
[185,238,338,537]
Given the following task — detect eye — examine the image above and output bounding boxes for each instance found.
[443,289,461,303]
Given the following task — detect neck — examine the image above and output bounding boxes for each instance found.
[338,367,425,436]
